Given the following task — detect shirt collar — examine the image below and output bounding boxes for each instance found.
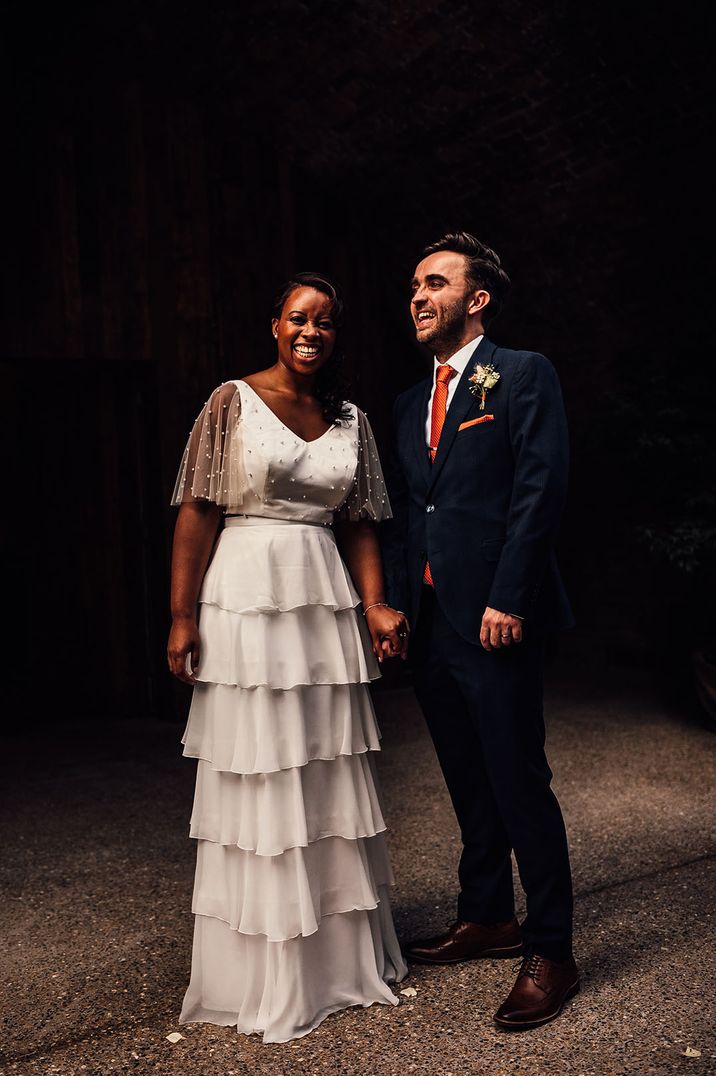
[433,335,484,379]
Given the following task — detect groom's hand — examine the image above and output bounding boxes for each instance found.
[480,608,523,650]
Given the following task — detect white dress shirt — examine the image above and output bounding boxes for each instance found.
[424,335,484,446]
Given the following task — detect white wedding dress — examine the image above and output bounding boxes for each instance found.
[171,379,407,1043]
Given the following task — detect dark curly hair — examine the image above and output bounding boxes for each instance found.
[421,232,511,324]
[272,272,352,424]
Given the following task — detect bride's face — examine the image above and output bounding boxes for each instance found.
[272,287,337,377]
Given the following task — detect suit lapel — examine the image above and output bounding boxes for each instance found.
[411,377,433,489]
[427,337,497,497]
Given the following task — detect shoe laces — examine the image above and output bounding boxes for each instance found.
[517,952,545,984]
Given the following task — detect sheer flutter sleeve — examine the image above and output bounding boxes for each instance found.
[334,407,393,522]
[171,381,247,508]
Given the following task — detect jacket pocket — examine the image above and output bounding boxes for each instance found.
[458,414,495,431]
[481,537,506,562]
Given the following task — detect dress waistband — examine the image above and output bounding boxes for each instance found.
[223,514,330,528]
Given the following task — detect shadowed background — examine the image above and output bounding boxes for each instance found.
[2,0,712,722]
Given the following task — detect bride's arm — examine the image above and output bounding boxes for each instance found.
[333,519,410,662]
[168,502,223,684]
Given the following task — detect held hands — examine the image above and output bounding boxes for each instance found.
[364,604,411,662]
[168,616,202,684]
[480,607,523,651]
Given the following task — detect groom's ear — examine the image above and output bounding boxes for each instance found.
[467,289,490,317]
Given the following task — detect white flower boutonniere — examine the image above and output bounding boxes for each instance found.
[468,362,501,410]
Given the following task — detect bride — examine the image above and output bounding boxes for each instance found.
[167,271,409,1043]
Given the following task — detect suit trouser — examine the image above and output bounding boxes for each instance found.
[411,584,573,961]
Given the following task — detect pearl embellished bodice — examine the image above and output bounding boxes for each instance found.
[172,379,391,525]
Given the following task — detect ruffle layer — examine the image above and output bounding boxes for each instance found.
[192,834,394,941]
[182,682,381,775]
[196,603,379,688]
[199,522,360,614]
[180,895,407,1043]
[190,754,386,856]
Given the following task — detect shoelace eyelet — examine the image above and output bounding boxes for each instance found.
[519,954,545,982]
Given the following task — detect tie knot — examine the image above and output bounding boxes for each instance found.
[436,363,456,385]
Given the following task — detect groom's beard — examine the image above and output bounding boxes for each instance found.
[417,301,470,357]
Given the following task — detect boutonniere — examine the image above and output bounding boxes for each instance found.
[468,362,500,410]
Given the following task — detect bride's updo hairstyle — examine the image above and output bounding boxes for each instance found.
[272,271,353,425]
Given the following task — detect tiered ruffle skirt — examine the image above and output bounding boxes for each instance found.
[179,517,407,1043]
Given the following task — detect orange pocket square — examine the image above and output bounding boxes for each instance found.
[458,414,495,431]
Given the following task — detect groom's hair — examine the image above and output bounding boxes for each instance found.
[422,232,511,324]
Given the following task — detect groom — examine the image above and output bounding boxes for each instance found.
[382,232,578,1028]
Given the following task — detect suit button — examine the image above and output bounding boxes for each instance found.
[426,504,435,513]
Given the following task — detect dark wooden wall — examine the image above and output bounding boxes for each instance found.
[3,1,712,719]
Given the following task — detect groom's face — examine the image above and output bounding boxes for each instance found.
[410,251,473,348]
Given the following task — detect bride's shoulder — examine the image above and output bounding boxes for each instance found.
[206,379,242,404]
[343,402,377,428]
[189,380,242,424]
[338,400,365,428]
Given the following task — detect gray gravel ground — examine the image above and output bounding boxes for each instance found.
[2,655,715,1076]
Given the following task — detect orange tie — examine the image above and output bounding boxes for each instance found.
[423,363,456,586]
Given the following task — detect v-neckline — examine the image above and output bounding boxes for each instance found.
[237,380,336,446]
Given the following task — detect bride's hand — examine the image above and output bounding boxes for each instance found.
[168,616,202,684]
[364,605,410,662]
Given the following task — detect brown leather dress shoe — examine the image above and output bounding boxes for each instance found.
[404,917,523,965]
[494,952,580,1029]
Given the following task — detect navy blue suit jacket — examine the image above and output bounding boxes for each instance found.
[382,336,574,645]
